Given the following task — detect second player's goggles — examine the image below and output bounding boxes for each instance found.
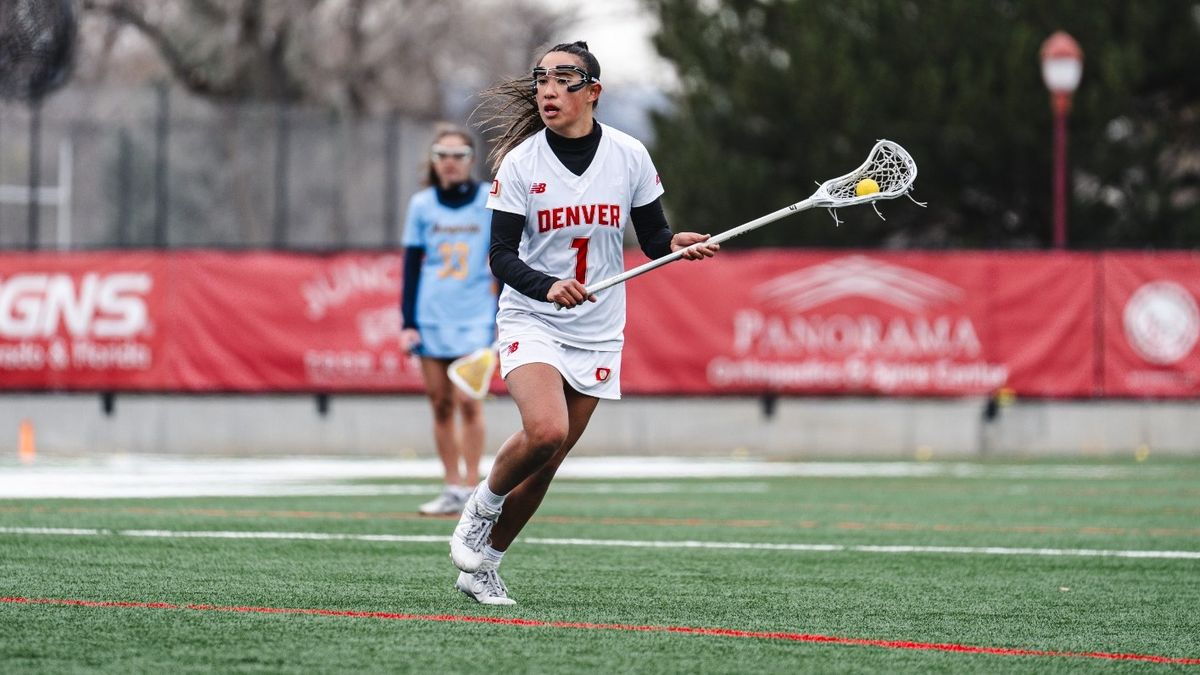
[531,65,598,93]
[431,145,473,160]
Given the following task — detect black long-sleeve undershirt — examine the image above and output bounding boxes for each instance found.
[630,198,673,260]
[488,211,556,301]
[546,123,602,176]
[400,246,424,329]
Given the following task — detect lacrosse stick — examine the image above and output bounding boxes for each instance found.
[555,139,920,309]
[447,345,499,400]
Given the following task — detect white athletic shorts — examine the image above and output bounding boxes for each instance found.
[498,333,621,400]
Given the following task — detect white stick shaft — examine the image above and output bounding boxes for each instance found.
[586,197,815,296]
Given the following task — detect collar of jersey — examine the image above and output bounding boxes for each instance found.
[541,123,610,183]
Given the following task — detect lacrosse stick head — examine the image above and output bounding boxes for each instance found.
[811,140,918,208]
[447,347,497,400]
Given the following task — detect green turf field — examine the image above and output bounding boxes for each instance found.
[2,458,1198,673]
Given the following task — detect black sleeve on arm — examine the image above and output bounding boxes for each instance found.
[630,197,673,260]
[401,246,424,329]
[489,210,558,302]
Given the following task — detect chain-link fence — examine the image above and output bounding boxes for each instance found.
[0,84,443,250]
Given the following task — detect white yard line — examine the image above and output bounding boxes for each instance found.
[3,526,1197,560]
[0,479,769,499]
[0,456,1175,499]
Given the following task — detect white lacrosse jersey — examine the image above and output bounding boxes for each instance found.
[487,124,664,351]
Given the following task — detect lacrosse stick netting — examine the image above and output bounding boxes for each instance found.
[556,140,920,307]
[813,139,921,224]
[447,346,498,400]
[820,140,918,203]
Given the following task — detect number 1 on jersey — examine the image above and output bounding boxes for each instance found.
[570,237,590,284]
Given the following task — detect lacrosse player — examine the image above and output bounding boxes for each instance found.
[400,126,497,516]
[448,42,718,604]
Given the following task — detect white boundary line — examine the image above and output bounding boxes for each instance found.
[3,527,1198,560]
[0,481,771,500]
[2,455,1182,499]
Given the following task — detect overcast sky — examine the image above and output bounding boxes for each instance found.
[545,0,672,86]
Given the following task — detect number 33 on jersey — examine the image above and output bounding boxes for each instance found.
[487,124,664,349]
[401,184,495,330]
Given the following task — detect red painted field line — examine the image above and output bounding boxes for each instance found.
[3,596,1197,665]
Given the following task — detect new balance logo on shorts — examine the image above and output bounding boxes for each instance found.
[506,342,519,355]
[529,182,547,194]
[596,367,611,382]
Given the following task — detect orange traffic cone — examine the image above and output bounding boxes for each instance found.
[18,419,36,465]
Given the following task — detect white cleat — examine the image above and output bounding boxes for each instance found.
[455,567,516,605]
[449,490,500,573]
[418,487,467,516]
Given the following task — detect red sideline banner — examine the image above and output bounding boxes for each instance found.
[0,251,425,393]
[1101,253,1200,397]
[623,252,1096,397]
[2,250,1199,397]
[0,251,170,390]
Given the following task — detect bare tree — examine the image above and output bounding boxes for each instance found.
[51,0,576,248]
[79,0,573,117]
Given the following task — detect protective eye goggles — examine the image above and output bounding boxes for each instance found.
[531,65,598,93]
[431,145,473,160]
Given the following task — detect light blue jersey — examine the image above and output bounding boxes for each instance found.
[401,183,495,357]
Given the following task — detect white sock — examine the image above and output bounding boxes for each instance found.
[483,545,505,567]
[475,479,506,512]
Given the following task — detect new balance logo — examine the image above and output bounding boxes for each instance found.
[506,342,520,355]
[529,182,547,194]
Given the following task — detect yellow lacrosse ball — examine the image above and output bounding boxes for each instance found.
[855,178,880,196]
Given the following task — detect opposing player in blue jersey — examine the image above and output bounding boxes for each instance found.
[401,126,497,516]
[448,42,718,604]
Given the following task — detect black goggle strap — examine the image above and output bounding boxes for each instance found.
[531,66,598,93]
